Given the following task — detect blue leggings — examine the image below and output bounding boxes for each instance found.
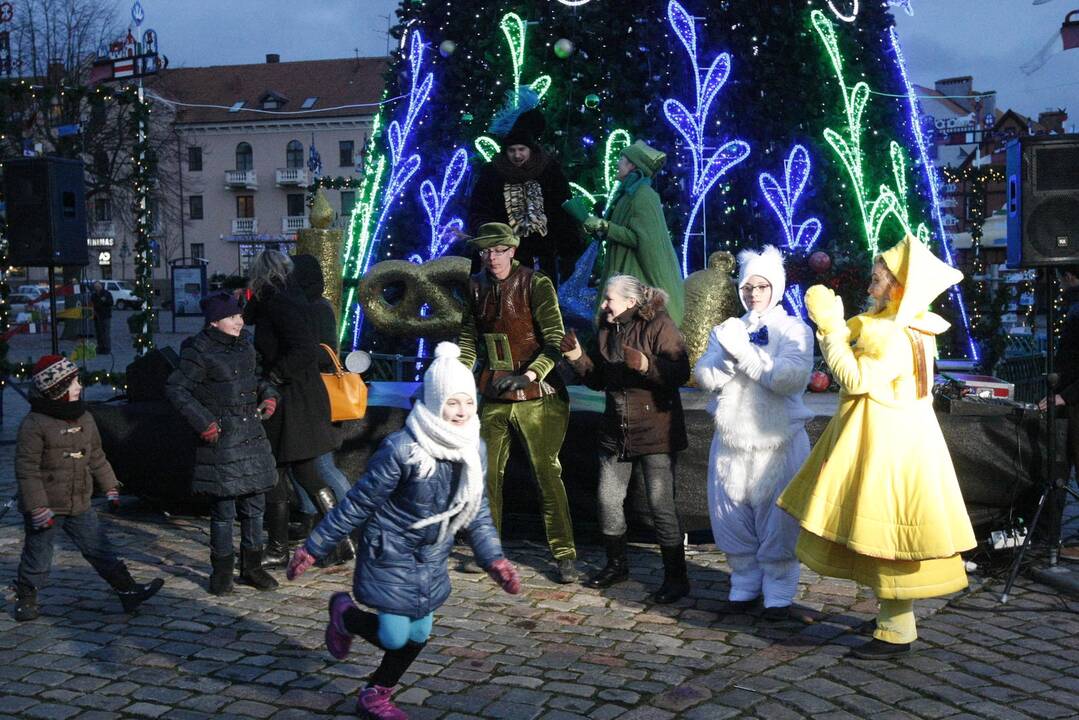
[377,612,433,649]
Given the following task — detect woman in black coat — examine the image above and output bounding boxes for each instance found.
[244,250,339,565]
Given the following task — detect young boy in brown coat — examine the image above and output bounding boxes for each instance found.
[10,355,164,621]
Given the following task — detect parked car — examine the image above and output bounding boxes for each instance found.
[16,285,47,301]
[100,280,144,310]
[7,292,52,324]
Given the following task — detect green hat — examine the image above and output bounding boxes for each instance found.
[469,222,520,250]
[621,140,666,177]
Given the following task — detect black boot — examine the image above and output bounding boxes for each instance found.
[239,547,279,591]
[313,488,355,568]
[12,583,39,621]
[584,534,629,589]
[652,544,690,604]
[102,564,165,613]
[263,501,290,568]
[289,512,319,542]
[209,554,235,596]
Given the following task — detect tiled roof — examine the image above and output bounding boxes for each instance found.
[146,57,388,125]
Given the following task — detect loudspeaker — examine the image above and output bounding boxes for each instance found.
[126,347,180,402]
[2,157,88,267]
[1007,134,1079,268]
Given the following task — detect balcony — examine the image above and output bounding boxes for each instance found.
[275,168,309,186]
[225,170,258,189]
[232,218,259,235]
[282,215,309,233]
[90,221,115,238]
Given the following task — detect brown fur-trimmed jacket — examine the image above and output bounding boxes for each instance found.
[16,409,118,515]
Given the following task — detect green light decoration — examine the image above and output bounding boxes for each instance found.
[474,136,501,162]
[568,182,598,206]
[530,74,552,100]
[603,129,631,197]
[811,9,928,254]
[500,12,527,107]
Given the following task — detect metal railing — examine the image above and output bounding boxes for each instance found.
[366,353,433,382]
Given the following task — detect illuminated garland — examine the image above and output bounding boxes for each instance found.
[663,0,751,276]
[758,144,822,254]
[418,147,469,259]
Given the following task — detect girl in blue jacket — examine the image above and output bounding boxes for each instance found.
[287,342,521,720]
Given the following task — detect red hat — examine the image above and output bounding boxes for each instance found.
[32,355,79,399]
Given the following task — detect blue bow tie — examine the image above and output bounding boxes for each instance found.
[748,326,769,346]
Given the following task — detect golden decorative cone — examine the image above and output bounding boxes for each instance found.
[310,190,334,230]
[682,251,740,383]
[296,189,344,333]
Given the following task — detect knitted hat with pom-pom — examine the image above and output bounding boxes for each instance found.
[32,355,79,399]
[422,342,477,414]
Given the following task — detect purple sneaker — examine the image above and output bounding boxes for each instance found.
[356,684,408,719]
[325,592,356,660]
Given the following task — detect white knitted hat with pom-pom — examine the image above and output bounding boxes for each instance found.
[423,342,477,414]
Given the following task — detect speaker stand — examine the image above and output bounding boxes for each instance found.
[47,265,59,356]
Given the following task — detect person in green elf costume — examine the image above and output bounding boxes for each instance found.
[457,222,579,584]
[581,140,686,326]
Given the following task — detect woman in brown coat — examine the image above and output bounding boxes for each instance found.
[561,274,691,603]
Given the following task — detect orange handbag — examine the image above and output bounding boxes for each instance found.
[319,344,368,421]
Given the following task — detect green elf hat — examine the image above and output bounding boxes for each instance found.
[621,140,667,177]
[469,222,520,250]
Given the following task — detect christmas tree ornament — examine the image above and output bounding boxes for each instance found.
[584,93,600,109]
[439,39,456,57]
[554,38,575,59]
[808,251,832,274]
[808,370,831,393]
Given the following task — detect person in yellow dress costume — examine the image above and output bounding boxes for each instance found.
[777,235,977,659]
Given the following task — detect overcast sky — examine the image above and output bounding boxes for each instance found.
[143,0,1077,127]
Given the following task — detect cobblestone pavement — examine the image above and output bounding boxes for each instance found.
[2,318,1079,719]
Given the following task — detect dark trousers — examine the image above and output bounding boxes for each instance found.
[209,492,265,557]
[94,316,111,353]
[16,509,122,590]
[597,451,682,546]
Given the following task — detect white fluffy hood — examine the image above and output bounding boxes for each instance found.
[737,245,786,315]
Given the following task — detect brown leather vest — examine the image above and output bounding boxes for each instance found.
[469,265,559,402]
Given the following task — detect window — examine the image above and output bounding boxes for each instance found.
[93,197,112,222]
[341,191,356,217]
[189,195,204,220]
[188,146,202,172]
[286,193,305,217]
[339,140,354,167]
[191,243,205,261]
[236,195,255,218]
[286,140,304,169]
[236,142,253,171]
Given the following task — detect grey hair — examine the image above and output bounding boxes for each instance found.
[604,274,669,321]
[249,250,293,299]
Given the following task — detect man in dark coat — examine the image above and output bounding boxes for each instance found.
[467,89,580,285]
[90,281,113,354]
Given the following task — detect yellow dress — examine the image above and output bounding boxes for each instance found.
[777,238,977,600]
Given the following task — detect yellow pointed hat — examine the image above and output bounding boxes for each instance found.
[879,235,964,330]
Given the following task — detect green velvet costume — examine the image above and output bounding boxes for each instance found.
[595,171,686,326]
[459,261,576,561]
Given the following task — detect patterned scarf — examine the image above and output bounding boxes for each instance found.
[503,180,549,237]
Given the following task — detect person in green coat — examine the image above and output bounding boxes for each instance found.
[582,140,686,326]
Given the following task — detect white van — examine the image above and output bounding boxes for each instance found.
[100,280,144,310]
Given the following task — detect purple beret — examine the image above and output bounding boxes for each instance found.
[200,292,243,324]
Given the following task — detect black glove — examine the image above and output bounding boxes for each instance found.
[493,374,532,394]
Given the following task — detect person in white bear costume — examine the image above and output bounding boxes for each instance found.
[693,245,813,620]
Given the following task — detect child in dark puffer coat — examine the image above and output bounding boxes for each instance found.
[166,292,280,594]
[11,355,164,621]
[287,342,522,720]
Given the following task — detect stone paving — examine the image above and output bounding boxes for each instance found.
[1,313,1079,719]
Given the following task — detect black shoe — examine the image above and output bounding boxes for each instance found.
[652,545,690,604]
[102,564,165,613]
[556,558,579,584]
[289,513,319,542]
[584,534,629,589]
[850,638,912,659]
[263,501,291,568]
[761,605,791,622]
[209,554,235,596]
[12,583,38,621]
[239,548,279,591]
[717,598,759,616]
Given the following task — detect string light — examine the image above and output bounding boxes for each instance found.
[758,144,822,254]
[419,147,469,259]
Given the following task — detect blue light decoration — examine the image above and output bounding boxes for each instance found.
[784,284,807,321]
[663,0,751,277]
[418,147,469,259]
[889,25,978,362]
[361,29,432,276]
[758,144,822,255]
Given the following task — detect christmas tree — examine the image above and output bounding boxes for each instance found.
[343,0,977,361]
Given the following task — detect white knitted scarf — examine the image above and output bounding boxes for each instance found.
[405,401,485,543]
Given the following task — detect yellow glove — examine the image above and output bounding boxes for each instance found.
[805,285,846,335]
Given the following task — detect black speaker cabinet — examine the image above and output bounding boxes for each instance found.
[1007,134,1079,268]
[2,157,89,267]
